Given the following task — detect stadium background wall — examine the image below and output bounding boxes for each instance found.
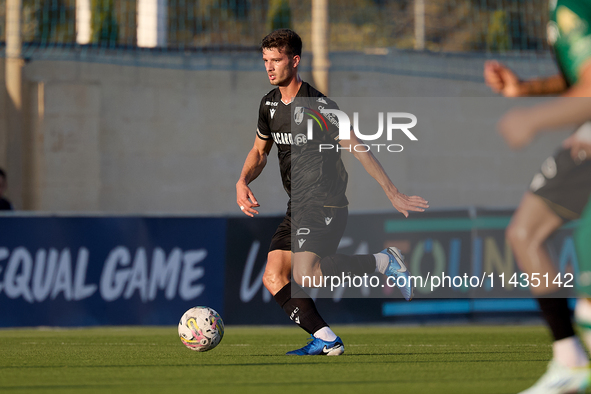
[0,209,578,327]
[0,51,570,214]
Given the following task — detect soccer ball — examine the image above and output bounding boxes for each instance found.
[178,306,224,352]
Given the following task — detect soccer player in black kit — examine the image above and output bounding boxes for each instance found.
[236,29,429,356]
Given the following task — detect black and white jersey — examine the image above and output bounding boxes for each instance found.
[256,82,348,208]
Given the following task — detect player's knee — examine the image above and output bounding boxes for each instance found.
[262,269,286,295]
[292,266,308,287]
[292,264,316,287]
[506,221,532,250]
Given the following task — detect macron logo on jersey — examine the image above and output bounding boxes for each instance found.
[270,108,276,119]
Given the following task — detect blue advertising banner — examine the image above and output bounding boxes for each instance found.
[0,210,577,327]
[224,209,577,324]
[0,217,226,327]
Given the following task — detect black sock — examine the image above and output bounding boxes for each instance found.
[319,254,375,277]
[273,282,328,334]
[537,298,575,341]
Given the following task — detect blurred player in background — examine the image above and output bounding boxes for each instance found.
[565,134,591,391]
[484,1,591,392]
[236,29,428,356]
[0,168,14,211]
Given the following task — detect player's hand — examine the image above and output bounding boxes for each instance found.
[387,190,429,218]
[497,107,537,149]
[236,181,260,217]
[563,134,591,163]
[484,61,522,97]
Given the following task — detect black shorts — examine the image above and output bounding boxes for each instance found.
[530,147,591,221]
[269,205,348,258]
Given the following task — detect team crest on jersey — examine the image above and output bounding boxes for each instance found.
[294,106,305,125]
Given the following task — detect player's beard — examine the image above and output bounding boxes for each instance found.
[270,66,296,86]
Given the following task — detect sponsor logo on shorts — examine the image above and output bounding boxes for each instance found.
[296,228,310,235]
[298,239,306,248]
[325,217,333,225]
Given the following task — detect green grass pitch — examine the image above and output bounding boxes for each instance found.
[1,325,588,394]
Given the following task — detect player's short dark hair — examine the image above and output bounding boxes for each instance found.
[261,29,302,58]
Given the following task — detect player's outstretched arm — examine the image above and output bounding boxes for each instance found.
[484,60,567,97]
[496,64,591,149]
[338,135,429,217]
[485,61,568,149]
[236,136,273,217]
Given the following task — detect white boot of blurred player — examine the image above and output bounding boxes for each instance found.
[518,301,590,394]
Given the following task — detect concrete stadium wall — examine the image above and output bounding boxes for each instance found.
[1,51,568,214]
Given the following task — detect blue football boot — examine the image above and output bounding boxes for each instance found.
[286,335,344,356]
[380,246,413,301]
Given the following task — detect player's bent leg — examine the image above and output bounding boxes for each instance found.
[292,251,324,288]
[262,250,291,296]
[575,200,591,298]
[287,252,344,356]
[506,192,563,295]
[314,251,412,301]
[575,298,591,357]
[508,193,589,391]
[575,201,591,355]
[573,200,591,361]
[265,250,343,355]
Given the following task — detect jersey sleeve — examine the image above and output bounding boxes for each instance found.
[256,96,272,141]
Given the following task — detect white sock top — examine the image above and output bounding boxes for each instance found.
[575,298,591,323]
[553,336,589,368]
[374,253,389,274]
[314,326,338,342]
